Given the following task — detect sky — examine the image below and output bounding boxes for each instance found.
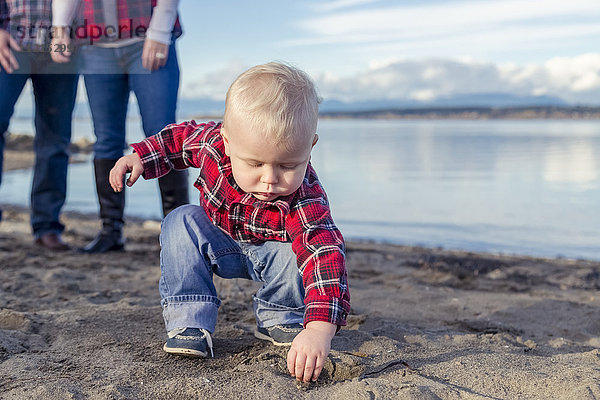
[176,0,600,105]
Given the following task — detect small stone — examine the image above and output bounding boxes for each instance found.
[295,380,311,391]
[524,340,537,349]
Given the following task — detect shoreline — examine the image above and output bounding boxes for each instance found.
[2,144,597,263]
[3,201,596,266]
[318,105,600,120]
[3,202,595,263]
[193,106,600,121]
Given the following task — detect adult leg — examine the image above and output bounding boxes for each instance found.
[0,68,29,222]
[81,72,129,253]
[29,72,78,241]
[129,43,188,217]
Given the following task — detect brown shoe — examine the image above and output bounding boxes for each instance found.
[34,233,71,252]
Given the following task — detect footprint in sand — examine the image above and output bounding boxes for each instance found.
[0,309,47,359]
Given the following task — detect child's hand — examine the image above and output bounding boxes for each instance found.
[287,321,337,383]
[109,153,144,192]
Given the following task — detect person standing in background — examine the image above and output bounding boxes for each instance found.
[0,0,78,251]
[51,0,188,253]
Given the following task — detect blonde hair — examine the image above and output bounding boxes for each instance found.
[223,62,320,146]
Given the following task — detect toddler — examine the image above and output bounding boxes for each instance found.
[109,62,350,382]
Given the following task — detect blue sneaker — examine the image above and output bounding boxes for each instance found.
[163,328,214,358]
[254,323,303,346]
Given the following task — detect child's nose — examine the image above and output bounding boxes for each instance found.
[261,167,278,184]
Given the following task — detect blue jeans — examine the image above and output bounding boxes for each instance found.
[0,52,78,236]
[79,41,180,158]
[159,205,305,334]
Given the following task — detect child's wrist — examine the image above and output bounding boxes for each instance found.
[305,321,337,337]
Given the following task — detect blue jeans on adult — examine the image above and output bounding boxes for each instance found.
[159,205,305,334]
[76,40,187,253]
[79,40,180,158]
[0,52,78,236]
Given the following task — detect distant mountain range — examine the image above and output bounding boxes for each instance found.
[318,93,568,113]
[12,92,574,120]
[175,92,569,118]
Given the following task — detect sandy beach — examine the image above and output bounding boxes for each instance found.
[1,138,599,399]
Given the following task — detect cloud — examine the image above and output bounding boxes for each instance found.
[295,0,600,42]
[283,0,600,64]
[311,54,600,104]
[310,0,382,13]
[180,54,600,106]
[180,60,247,100]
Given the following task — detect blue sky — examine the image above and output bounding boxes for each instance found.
[176,0,600,104]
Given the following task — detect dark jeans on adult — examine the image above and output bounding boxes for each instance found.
[78,40,187,252]
[0,51,78,237]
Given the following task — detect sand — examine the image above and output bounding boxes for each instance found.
[1,143,599,399]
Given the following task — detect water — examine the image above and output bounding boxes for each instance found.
[313,119,599,260]
[2,118,599,260]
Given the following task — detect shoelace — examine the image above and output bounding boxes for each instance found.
[201,328,214,358]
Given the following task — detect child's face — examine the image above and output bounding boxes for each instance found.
[222,117,318,202]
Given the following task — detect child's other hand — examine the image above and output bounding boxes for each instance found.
[109,153,143,192]
[287,321,336,383]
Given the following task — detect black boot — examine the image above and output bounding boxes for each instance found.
[158,169,189,217]
[81,219,125,253]
[81,159,126,253]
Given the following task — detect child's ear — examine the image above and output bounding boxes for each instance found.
[221,127,231,156]
[312,133,319,148]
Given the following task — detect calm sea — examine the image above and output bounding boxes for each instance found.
[2,117,599,261]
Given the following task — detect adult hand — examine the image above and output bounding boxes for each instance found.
[109,153,144,192]
[142,38,169,71]
[286,321,337,383]
[0,29,21,73]
[50,27,72,63]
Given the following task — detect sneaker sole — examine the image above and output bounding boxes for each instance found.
[163,343,208,357]
[253,330,293,346]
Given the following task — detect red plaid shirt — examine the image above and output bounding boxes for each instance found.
[131,121,350,327]
[75,0,182,44]
[1,0,53,51]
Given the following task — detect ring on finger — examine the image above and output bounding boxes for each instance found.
[155,52,166,59]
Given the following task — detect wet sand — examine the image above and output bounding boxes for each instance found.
[1,144,599,399]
